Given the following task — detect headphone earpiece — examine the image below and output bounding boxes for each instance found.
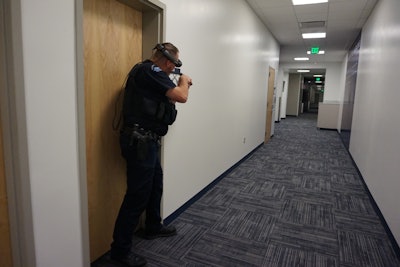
[154,43,182,67]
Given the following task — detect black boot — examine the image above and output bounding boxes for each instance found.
[144,225,177,240]
[110,252,147,267]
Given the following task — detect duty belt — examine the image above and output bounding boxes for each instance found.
[121,124,160,159]
[121,124,160,144]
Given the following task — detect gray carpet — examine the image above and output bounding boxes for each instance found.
[94,113,400,267]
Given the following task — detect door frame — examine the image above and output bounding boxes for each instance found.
[117,0,166,57]
[79,0,166,261]
[264,66,275,143]
[0,0,36,266]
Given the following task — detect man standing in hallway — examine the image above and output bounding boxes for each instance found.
[110,42,193,267]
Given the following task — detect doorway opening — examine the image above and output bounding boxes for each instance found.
[302,73,325,114]
[265,67,275,143]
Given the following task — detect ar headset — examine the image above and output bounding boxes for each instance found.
[154,43,182,67]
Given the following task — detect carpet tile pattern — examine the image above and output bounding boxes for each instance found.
[93,113,400,267]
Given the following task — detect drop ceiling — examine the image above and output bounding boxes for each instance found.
[246,0,378,72]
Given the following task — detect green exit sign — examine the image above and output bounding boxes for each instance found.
[311,47,320,54]
[316,77,321,81]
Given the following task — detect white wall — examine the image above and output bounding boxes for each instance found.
[275,70,289,119]
[274,69,288,120]
[350,0,400,245]
[324,62,344,102]
[11,0,89,266]
[160,0,280,217]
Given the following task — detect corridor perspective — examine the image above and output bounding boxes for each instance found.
[92,114,400,267]
[2,0,400,266]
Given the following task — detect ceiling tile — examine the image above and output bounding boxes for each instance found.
[245,0,378,63]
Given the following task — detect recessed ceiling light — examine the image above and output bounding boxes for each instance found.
[313,75,324,77]
[294,57,309,61]
[292,0,328,5]
[297,69,310,73]
[302,32,326,39]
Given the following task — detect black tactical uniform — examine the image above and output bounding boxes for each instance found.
[111,59,177,261]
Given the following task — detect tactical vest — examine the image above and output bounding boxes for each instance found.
[122,63,177,132]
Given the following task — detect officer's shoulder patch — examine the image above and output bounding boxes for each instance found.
[151,64,162,73]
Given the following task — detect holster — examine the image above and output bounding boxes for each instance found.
[121,125,160,160]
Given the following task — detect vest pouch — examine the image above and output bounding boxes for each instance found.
[142,96,177,125]
[142,97,158,118]
[156,102,166,121]
[163,102,177,125]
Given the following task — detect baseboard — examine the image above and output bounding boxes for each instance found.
[163,142,264,225]
[318,127,339,132]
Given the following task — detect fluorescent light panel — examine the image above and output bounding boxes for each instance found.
[313,75,323,77]
[302,32,326,39]
[297,69,310,73]
[292,0,328,5]
[294,57,309,61]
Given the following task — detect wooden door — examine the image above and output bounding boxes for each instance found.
[0,112,13,267]
[83,0,142,260]
[265,67,275,143]
[0,3,13,264]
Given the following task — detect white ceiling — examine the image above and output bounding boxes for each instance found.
[246,0,378,67]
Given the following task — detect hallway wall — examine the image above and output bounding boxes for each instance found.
[350,0,400,246]
[286,74,301,116]
[275,71,289,120]
[160,0,280,217]
[6,0,90,266]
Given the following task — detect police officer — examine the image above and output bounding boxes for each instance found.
[110,43,192,267]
